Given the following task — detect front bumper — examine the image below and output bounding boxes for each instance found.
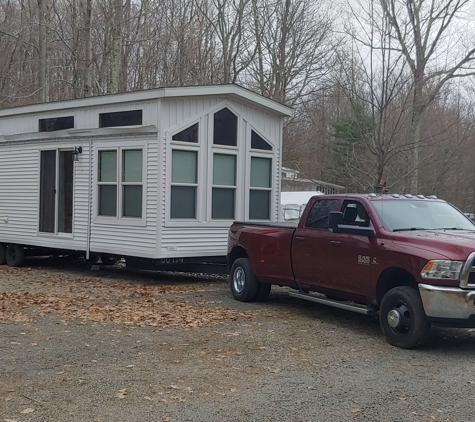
[419,283,475,327]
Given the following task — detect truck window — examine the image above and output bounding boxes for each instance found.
[341,201,371,227]
[305,199,339,229]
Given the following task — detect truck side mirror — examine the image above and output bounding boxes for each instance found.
[329,211,343,232]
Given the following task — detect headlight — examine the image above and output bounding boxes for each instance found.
[421,260,464,280]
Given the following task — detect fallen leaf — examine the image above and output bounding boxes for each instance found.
[170,385,179,390]
[20,408,35,414]
[351,408,360,413]
[202,392,210,396]
[126,365,135,368]
[144,396,152,401]
[230,388,237,392]
[399,397,407,401]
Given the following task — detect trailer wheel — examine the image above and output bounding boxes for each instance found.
[100,255,117,265]
[0,243,6,265]
[6,244,25,267]
[255,283,271,302]
[230,258,259,302]
[379,286,430,349]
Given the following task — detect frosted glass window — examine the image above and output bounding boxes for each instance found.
[251,157,271,188]
[250,190,270,220]
[122,150,142,182]
[99,185,117,216]
[99,151,117,182]
[172,150,197,183]
[213,154,236,186]
[171,186,196,218]
[212,188,235,219]
[123,186,142,217]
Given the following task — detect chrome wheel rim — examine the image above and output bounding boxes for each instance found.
[387,303,411,334]
[233,267,245,293]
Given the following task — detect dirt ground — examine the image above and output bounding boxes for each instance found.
[2,258,475,422]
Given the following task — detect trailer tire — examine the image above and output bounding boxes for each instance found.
[255,283,271,302]
[100,255,117,265]
[6,244,25,267]
[230,258,258,302]
[380,286,430,349]
[0,243,6,265]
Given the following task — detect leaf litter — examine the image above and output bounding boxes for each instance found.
[0,266,253,328]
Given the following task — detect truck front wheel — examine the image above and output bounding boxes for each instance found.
[380,286,430,349]
[230,258,259,302]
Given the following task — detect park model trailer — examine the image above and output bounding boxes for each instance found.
[0,85,292,272]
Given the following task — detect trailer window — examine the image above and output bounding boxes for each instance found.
[39,116,74,132]
[98,149,143,219]
[171,150,198,219]
[213,108,237,146]
[212,153,236,219]
[249,157,272,220]
[99,110,142,128]
[251,130,272,151]
[172,123,198,143]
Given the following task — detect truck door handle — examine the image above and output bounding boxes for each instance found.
[330,241,342,246]
[294,236,305,241]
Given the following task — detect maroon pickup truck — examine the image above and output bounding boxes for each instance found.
[227,193,475,348]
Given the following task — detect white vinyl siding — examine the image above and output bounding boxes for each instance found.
[0,86,289,260]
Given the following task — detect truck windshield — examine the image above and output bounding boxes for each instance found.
[371,200,475,232]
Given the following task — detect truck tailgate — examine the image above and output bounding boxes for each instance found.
[229,223,297,288]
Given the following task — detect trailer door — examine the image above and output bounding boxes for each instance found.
[39,150,73,233]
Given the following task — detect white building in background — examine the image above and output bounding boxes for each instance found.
[0,85,292,270]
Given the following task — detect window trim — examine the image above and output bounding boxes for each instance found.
[94,143,147,227]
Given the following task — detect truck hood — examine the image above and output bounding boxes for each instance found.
[390,230,475,260]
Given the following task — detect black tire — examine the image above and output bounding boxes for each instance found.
[255,282,271,302]
[379,286,430,349]
[5,244,25,267]
[230,258,259,302]
[0,243,6,265]
[100,255,117,265]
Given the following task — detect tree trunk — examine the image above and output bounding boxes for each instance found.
[38,0,51,103]
[84,0,92,97]
[109,0,123,94]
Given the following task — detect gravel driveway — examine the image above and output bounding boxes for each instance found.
[1,258,475,422]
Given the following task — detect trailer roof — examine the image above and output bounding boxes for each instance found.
[0,84,293,118]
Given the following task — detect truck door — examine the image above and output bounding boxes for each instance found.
[292,198,341,290]
[333,200,380,299]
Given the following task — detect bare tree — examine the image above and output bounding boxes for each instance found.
[379,0,475,192]
[249,0,336,105]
